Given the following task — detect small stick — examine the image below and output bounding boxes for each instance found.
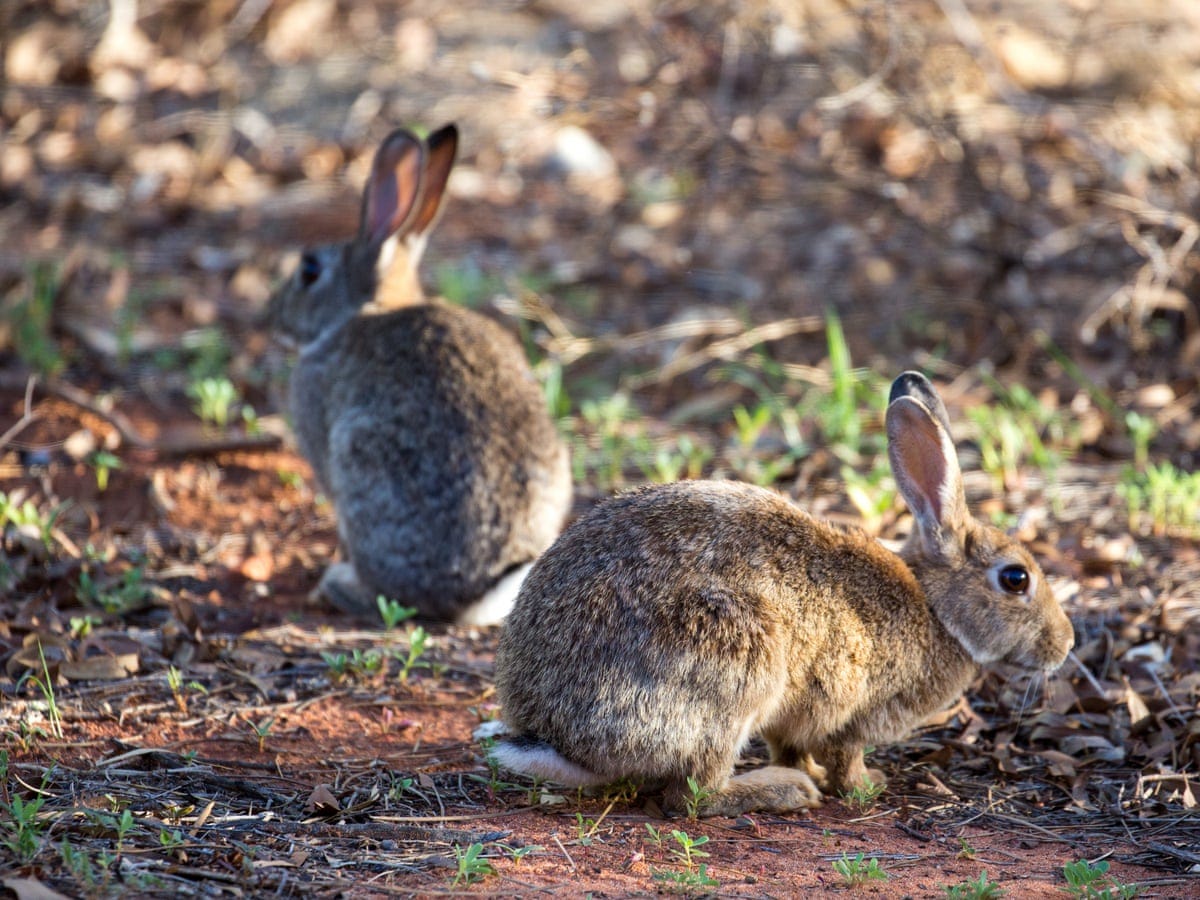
[1069,650,1108,697]
[0,374,38,451]
[551,833,576,873]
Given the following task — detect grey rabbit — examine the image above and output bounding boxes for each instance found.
[269,124,572,624]
[492,372,1074,815]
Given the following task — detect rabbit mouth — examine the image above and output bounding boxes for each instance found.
[1003,647,1069,674]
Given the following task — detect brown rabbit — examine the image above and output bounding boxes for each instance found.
[492,372,1074,815]
[268,125,572,624]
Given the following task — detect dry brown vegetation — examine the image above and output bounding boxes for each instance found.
[1,0,1198,896]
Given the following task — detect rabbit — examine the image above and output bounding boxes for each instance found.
[491,371,1075,816]
[267,124,572,625]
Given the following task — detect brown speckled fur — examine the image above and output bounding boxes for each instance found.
[493,373,1074,816]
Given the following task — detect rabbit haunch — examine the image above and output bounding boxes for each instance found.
[493,372,1074,817]
[268,124,571,625]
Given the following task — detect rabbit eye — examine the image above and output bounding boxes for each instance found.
[298,252,323,287]
[997,565,1030,594]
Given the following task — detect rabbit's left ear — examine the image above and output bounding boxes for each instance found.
[408,123,458,236]
[886,372,968,559]
[360,129,426,250]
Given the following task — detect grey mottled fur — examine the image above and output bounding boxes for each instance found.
[268,124,571,622]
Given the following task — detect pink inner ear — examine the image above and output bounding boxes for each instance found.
[888,400,949,523]
[362,136,424,248]
[409,127,457,236]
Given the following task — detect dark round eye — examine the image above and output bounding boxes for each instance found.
[298,252,323,287]
[997,565,1030,594]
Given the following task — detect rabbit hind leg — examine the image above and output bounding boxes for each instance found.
[314,562,377,618]
[666,767,822,818]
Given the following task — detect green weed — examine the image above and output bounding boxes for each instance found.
[87,451,122,492]
[1,760,50,863]
[538,356,573,423]
[396,626,430,682]
[450,841,495,886]
[180,327,233,381]
[69,615,101,639]
[473,738,526,798]
[832,852,889,886]
[727,401,796,486]
[652,864,720,892]
[649,828,720,893]
[158,828,186,852]
[61,838,114,895]
[1123,412,1157,468]
[277,469,304,490]
[840,775,885,812]
[968,380,1078,491]
[246,716,275,752]
[321,651,350,680]
[822,310,862,452]
[1,492,67,554]
[87,808,138,853]
[1118,462,1200,538]
[682,776,713,820]
[6,263,66,376]
[77,563,151,614]
[377,595,418,630]
[166,666,206,713]
[22,640,64,740]
[641,435,712,483]
[349,648,385,680]
[842,461,896,533]
[645,822,665,848]
[944,870,1005,898]
[187,376,239,429]
[576,393,653,491]
[575,811,601,845]
[499,842,542,864]
[434,261,505,308]
[1062,859,1138,898]
[667,829,710,869]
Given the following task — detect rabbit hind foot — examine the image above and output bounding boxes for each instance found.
[314,562,377,618]
[673,766,823,818]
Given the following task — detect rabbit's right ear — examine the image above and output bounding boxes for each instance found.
[360,129,425,250]
[886,372,968,559]
[408,123,458,236]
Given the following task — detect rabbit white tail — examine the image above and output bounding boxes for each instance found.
[489,736,608,787]
[456,562,532,627]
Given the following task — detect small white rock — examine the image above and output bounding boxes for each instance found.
[553,125,616,179]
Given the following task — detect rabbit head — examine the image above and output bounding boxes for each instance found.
[886,371,1074,674]
[269,124,459,348]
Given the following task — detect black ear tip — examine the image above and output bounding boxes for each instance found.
[427,123,459,149]
[380,127,421,148]
[889,370,933,406]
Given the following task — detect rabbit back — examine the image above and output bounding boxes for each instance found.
[292,302,571,619]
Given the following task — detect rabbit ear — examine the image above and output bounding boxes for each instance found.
[407,123,458,237]
[360,129,425,250]
[886,373,968,557]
